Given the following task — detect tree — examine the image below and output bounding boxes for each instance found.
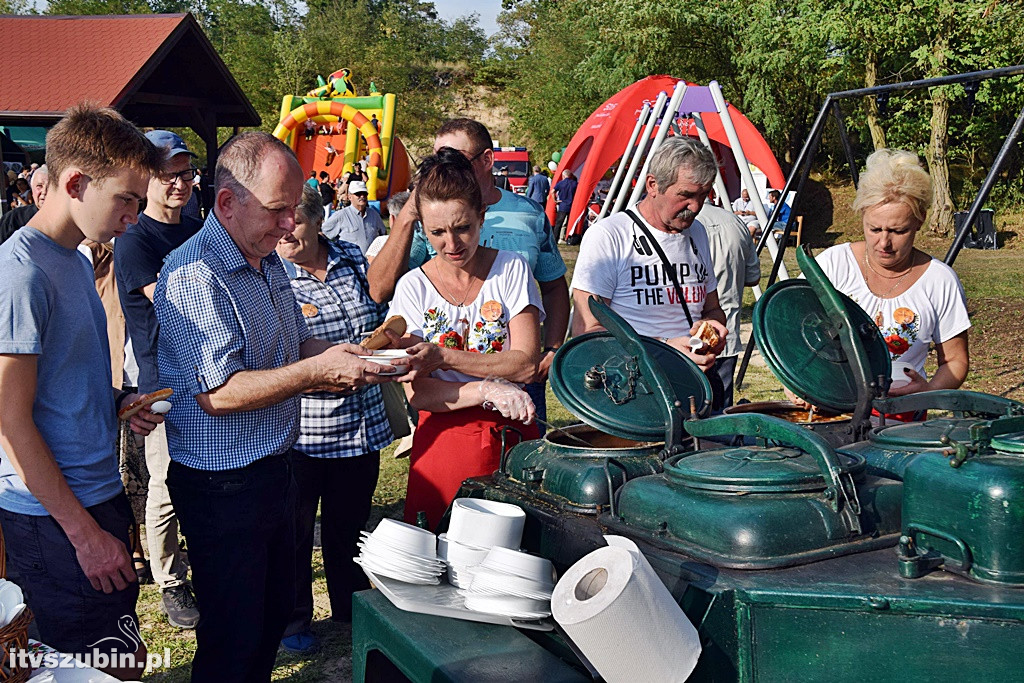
[281,0,485,146]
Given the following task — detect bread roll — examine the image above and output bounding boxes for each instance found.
[360,315,407,350]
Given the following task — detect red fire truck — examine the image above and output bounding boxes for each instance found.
[492,146,529,195]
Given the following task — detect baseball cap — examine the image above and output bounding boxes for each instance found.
[145,130,197,161]
[349,180,368,195]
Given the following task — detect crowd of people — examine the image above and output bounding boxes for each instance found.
[0,107,568,681]
[0,100,970,683]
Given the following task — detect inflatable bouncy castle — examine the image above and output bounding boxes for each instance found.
[273,68,410,201]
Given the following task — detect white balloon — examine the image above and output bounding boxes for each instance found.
[547,161,558,171]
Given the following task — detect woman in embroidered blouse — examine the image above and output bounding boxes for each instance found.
[387,148,543,527]
[790,149,970,417]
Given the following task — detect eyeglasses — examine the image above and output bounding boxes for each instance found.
[157,167,199,186]
[438,146,487,164]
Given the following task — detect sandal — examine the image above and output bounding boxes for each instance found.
[134,557,153,585]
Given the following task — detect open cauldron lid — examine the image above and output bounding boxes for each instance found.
[752,278,891,413]
[550,301,710,443]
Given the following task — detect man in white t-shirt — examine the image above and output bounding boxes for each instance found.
[571,137,729,410]
[732,189,761,238]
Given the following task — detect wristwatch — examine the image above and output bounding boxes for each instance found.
[543,346,560,354]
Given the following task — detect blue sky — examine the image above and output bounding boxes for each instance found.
[433,0,502,37]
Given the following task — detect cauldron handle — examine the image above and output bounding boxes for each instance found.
[498,425,525,474]
[686,413,864,536]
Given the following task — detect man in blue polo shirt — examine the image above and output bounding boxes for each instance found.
[553,169,578,242]
[368,118,570,426]
[154,132,425,681]
[0,104,164,680]
[114,130,202,630]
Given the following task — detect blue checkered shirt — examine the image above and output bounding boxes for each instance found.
[154,212,312,471]
[282,239,393,457]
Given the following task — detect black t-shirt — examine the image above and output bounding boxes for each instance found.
[114,213,202,393]
[0,204,37,244]
[319,181,336,206]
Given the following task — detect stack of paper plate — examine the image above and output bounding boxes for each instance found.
[460,547,554,619]
[354,519,445,585]
[442,499,526,588]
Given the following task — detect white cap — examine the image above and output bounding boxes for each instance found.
[349,181,368,195]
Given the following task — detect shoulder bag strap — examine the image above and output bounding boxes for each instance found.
[623,208,694,328]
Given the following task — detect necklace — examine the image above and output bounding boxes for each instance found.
[433,259,476,307]
[863,249,913,298]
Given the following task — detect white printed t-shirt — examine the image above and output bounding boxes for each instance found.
[570,210,718,338]
[816,243,970,377]
[389,249,545,384]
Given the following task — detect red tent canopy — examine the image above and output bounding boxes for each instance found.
[549,75,784,238]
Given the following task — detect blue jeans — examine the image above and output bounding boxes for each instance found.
[167,450,297,683]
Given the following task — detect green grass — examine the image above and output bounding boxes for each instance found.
[136,195,1024,679]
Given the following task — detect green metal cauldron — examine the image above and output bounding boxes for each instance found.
[354,251,1024,683]
[499,424,663,513]
[611,413,902,569]
[499,305,712,513]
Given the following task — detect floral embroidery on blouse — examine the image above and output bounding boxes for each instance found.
[422,305,507,353]
[875,306,919,359]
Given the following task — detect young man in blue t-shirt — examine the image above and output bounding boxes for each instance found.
[0,105,164,679]
[114,130,202,630]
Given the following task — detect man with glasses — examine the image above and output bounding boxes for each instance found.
[321,179,386,253]
[113,130,201,629]
[368,118,570,427]
[154,132,411,680]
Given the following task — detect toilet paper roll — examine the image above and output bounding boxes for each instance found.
[552,536,701,682]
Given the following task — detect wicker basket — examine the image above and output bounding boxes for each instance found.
[0,523,33,683]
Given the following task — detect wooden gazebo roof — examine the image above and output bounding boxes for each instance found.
[0,13,259,131]
[0,13,259,206]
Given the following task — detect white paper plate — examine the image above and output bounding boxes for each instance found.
[358,350,410,375]
[465,581,552,602]
[361,567,553,631]
[357,549,442,577]
[359,532,441,563]
[461,592,551,620]
[357,544,445,573]
[468,566,554,594]
[354,557,440,585]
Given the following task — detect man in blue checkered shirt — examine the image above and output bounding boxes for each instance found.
[154,132,416,682]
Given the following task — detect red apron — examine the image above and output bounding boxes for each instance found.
[402,406,538,529]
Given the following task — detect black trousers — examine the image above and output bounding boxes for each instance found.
[285,450,380,634]
[554,210,570,239]
[0,493,139,657]
[166,450,297,683]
